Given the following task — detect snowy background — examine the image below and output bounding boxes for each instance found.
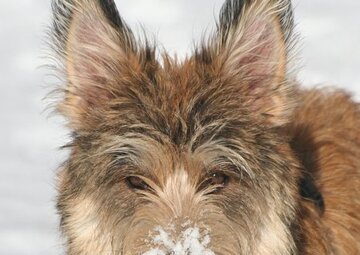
[0,0,359,254]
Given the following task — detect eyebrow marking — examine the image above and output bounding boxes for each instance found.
[192,138,255,180]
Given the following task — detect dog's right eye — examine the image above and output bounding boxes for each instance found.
[126,176,149,191]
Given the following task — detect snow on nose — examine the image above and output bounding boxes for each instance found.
[142,225,215,255]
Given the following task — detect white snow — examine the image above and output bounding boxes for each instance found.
[0,0,359,254]
[143,226,215,255]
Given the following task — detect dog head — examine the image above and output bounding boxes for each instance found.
[52,0,301,254]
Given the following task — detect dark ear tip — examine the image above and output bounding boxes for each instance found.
[218,0,294,45]
[219,0,247,23]
[52,0,124,29]
[51,0,134,54]
[99,0,125,30]
[51,0,72,51]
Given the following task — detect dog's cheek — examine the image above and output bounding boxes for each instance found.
[61,197,115,255]
[89,178,137,221]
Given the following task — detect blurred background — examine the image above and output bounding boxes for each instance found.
[0,0,359,254]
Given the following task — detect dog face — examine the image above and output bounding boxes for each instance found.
[53,0,301,254]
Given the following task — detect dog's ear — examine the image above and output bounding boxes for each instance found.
[201,0,295,126]
[52,0,151,130]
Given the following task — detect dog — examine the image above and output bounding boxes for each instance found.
[51,0,360,254]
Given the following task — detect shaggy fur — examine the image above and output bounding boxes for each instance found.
[50,0,360,254]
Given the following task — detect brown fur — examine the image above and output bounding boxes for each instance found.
[288,89,360,254]
[50,0,360,254]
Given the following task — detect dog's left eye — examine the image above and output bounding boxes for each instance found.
[126,176,149,191]
[199,172,230,193]
[208,172,230,186]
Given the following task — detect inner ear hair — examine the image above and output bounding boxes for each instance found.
[52,0,141,130]
[220,9,287,80]
[210,0,296,127]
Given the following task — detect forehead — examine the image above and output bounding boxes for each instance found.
[97,58,257,174]
[108,60,215,131]
[102,125,254,181]
[154,59,209,99]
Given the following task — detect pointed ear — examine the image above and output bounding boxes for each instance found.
[52,0,146,130]
[206,0,296,126]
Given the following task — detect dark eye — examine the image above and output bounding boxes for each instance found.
[199,172,230,193]
[209,172,230,186]
[126,176,149,191]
